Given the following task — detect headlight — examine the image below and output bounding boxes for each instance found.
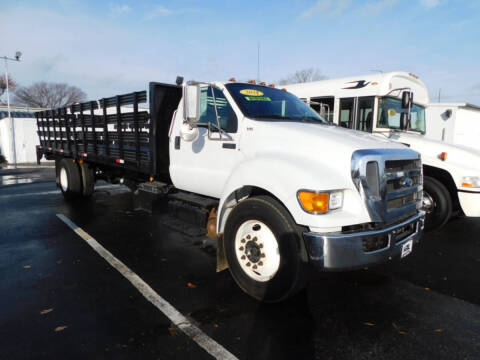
[461,176,480,188]
[297,190,343,214]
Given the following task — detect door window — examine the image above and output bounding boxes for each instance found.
[356,97,374,132]
[339,98,354,128]
[198,87,237,133]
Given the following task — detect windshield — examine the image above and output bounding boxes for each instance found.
[225,83,325,124]
[378,97,426,132]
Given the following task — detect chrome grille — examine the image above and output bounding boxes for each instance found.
[352,149,423,223]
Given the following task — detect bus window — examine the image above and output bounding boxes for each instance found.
[339,98,354,128]
[310,96,334,123]
[356,97,374,132]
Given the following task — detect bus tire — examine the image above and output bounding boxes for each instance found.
[423,176,452,231]
[224,195,309,303]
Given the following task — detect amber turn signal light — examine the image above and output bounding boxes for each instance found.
[297,191,329,213]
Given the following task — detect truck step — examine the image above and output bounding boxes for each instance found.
[134,181,169,213]
[138,181,169,194]
[168,191,218,209]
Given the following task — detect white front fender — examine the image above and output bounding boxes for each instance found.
[217,153,370,234]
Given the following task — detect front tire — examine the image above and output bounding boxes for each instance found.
[224,196,309,303]
[423,176,452,231]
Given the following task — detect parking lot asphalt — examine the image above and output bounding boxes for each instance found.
[1,167,479,360]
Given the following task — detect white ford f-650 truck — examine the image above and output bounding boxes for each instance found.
[35,78,424,302]
[283,72,480,231]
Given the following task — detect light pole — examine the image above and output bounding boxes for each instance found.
[2,51,22,166]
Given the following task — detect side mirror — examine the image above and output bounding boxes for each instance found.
[184,84,201,123]
[402,91,413,109]
[400,112,410,130]
[180,122,199,142]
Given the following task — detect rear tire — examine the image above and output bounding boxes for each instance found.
[58,158,82,200]
[423,176,452,231]
[79,162,95,197]
[224,195,309,303]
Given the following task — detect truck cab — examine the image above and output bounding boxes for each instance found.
[169,80,424,300]
[282,72,480,230]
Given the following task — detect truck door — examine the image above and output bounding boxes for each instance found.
[170,85,243,198]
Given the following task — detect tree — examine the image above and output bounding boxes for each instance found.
[278,68,327,85]
[13,81,87,108]
[0,74,18,102]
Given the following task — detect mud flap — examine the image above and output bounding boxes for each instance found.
[216,236,229,272]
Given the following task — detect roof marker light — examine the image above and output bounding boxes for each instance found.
[248,80,256,84]
[268,84,275,88]
[229,77,236,82]
[259,82,266,86]
[439,152,447,161]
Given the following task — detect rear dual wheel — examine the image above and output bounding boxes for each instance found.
[224,196,309,303]
[57,158,95,200]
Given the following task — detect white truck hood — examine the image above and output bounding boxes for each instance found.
[248,121,407,153]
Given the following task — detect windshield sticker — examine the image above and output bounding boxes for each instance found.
[245,96,271,101]
[388,109,397,116]
[240,89,264,96]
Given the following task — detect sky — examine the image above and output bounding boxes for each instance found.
[2,0,480,103]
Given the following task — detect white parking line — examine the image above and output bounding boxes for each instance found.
[56,213,238,360]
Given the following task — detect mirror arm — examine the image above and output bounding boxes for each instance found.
[210,86,223,139]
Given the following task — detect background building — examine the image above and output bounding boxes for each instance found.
[0,105,44,164]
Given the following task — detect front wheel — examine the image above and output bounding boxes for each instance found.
[423,176,452,231]
[224,196,309,303]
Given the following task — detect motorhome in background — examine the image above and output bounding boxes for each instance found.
[426,102,480,150]
[283,71,480,231]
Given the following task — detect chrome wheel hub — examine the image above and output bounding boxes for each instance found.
[234,220,280,282]
[60,167,68,192]
[423,191,436,214]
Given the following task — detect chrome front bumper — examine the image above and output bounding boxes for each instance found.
[303,211,425,270]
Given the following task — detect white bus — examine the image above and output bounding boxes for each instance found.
[283,71,480,231]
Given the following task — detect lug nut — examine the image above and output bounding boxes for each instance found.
[241,255,246,260]
[241,239,246,243]
[261,253,265,258]
[258,261,263,266]
[246,235,251,240]
[246,262,251,267]
[259,244,263,248]
[253,265,258,269]
[253,237,257,242]
[239,246,244,251]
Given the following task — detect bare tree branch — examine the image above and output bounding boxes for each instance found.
[13,81,87,108]
[0,74,18,102]
[278,68,327,85]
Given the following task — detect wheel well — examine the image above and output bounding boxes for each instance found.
[423,165,460,211]
[218,186,291,235]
